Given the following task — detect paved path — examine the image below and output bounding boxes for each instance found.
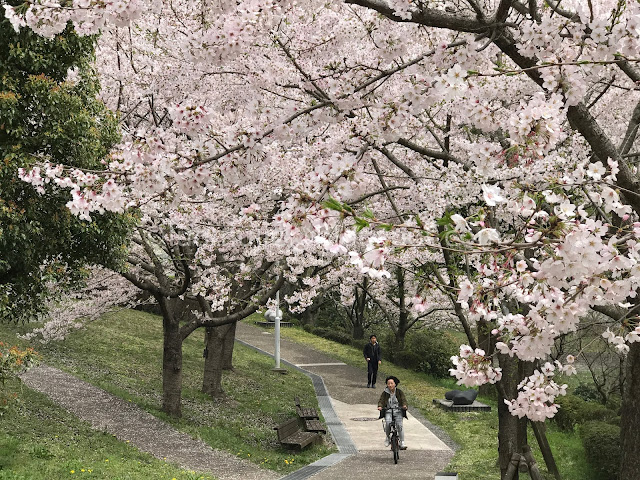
[21,364,279,480]
[235,322,455,479]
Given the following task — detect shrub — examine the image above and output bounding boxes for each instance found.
[554,394,619,431]
[393,350,422,371]
[579,401,618,424]
[605,394,622,414]
[0,343,38,415]
[553,394,585,431]
[383,330,458,378]
[407,330,458,378]
[573,382,600,402]
[579,421,620,480]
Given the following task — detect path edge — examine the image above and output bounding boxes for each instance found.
[235,338,356,480]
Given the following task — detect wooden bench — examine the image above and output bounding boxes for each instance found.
[303,418,327,434]
[274,417,321,449]
[294,396,319,419]
[293,397,326,433]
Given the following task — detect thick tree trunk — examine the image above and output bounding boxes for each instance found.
[222,321,236,370]
[478,319,495,397]
[620,342,640,479]
[352,322,364,341]
[202,324,232,398]
[158,297,183,418]
[301,308,317,327]
[394,267,409,351]
[497,354,528,480]
[352,280,368,340]
[394,324,408,351]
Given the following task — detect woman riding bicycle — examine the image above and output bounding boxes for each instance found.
[377,375,408,449]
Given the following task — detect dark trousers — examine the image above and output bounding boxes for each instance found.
[367,361,379,386]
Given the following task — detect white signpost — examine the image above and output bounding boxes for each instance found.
[265,291,287,373]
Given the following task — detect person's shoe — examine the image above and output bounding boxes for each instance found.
[371,384,376,388]
[400,442,407,450]
[384,437,391,447]
[367,384,371,388]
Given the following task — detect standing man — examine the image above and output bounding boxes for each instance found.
[363,334,381,388]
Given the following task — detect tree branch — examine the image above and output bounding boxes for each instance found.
[494,0,514,24]
[344,0,487,33]
[396,137,471,170]
[375,145,420,182]
[180,275,286,339]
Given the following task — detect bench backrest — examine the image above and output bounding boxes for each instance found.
[275,417,301,441]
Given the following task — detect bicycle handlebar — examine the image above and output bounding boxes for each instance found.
[380,407,405,412]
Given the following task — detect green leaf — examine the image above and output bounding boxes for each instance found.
[361,207,375,219]
[354,217,369,232]
[322,197,344,212]
[436,212,452,227]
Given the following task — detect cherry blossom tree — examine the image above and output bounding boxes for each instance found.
[10,0,640,477]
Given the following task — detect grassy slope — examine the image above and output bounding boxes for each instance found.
[269,318,594,480]
[0,379,210,480]
[0,309,334,478]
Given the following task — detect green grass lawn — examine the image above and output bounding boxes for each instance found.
[0,310,335,478]
[261,318,594,480]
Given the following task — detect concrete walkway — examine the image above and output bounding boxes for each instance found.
[235,322,455,479]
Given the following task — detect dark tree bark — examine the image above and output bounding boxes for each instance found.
[478,319,496,396]
[497,354,528,480]
[530,421,561,480]
[620,342,640,480]
[202,323,234,398]
[301,307,318,327]
[157,296,184,417]
[393,267,410,351]
[352,279,369,340]
[222,321,237,370]
[352,319,365,341]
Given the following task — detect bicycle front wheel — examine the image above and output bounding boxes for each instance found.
[392,434,399,464]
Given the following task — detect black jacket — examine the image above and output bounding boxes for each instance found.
[378,388,408,419]
[363,342,381,362]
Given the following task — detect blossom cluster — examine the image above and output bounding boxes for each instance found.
[602,325,640,355]
[507,93,564,157]
[504,359,574,422]
[3,0,143,38]
[19,164,128,220]
[169,104,212,136]
[449,345,503,387]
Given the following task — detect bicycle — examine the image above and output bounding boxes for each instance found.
[381,407,403,464]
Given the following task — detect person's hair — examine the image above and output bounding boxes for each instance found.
[370,334,377,339]
[385,375,400,385]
